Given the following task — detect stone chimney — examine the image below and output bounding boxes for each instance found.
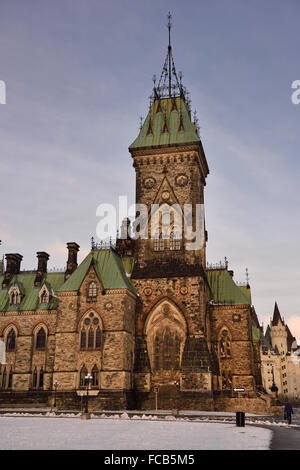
[65,242,80,280]
[34,252,50,287]
[2,253,23,288]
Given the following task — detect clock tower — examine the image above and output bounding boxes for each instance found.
[128,14,215,407]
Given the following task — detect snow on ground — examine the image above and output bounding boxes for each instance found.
[0,416,272,450]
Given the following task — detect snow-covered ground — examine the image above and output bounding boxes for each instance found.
[0,416,272,450]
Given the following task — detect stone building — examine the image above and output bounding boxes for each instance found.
[0,20,281,413]
[261,303,300,403]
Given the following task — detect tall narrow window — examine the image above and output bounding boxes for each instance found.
[36,328,46,350]
[88,328,94,349]
[8,369,13,389]
[92,365,99,387]
[80,365,88,387]
[170,231,181,251]
[163,329,172,370]
[174,333,181,369]
[40,289,49,304]
[2,368,7,389]
[95,326,101,349]
[88,282,97,298]
[39,368,44,388]
[80,328,86,349]
[154,335,160,371]
[6,329,16,352]
[32,368,38,389]
[154,237,164,251]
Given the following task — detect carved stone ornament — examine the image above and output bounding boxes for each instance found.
[180,286,188,295]
[143,287,152,296]
[175,174,188,187]
[144,177,156,189]
[104,302,113,311]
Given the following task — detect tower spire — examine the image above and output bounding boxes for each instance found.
[150,13,187,104]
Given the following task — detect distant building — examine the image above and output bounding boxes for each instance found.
[261,303,300,402]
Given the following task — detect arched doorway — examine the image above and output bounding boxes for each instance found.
[145,300,187,386]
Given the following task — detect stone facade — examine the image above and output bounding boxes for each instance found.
[0,40,283,416]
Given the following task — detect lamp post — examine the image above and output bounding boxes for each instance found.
[270,364,278,399]
[53,380,59,409]
[81,373,93,420]
[172,380,180,418]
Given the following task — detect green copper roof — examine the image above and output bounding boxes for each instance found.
[129,97,200,150]
[238,285,252,304]
[0,272,65,312]
[252,323,261,341]
[206,269,251,305]
[59,249,137,294]
[121,257,135,277]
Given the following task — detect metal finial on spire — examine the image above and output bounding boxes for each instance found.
[150,13,188,104]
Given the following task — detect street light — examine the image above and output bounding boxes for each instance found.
[81,373,93,419]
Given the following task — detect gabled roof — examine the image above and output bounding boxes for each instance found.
[206,269,251,305]
[58,249,137,295]
[0,272,64,312]
[129,97,201,150]
[262,325,272,350]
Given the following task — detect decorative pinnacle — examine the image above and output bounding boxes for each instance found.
[246,268,250,286]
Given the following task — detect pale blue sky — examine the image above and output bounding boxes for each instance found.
[0,0,299,335]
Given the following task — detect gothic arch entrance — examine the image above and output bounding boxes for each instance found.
[145,299,187,385]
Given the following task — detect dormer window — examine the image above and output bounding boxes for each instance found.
[8,286,22,306]
[39,286,50,304]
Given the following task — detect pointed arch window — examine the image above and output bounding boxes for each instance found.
[40,288,49,304]
[36,327,46,351]
[92,365,99,387]
[79,365,88,388]
[6,329,16,352]
[8,286,21,306]
[95,326,102,349]
[39,367,44,388]
[80,313,102,350]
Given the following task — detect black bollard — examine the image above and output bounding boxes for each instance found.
[236,411,245,427]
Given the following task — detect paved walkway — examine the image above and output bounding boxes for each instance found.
[252,424,300,450]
